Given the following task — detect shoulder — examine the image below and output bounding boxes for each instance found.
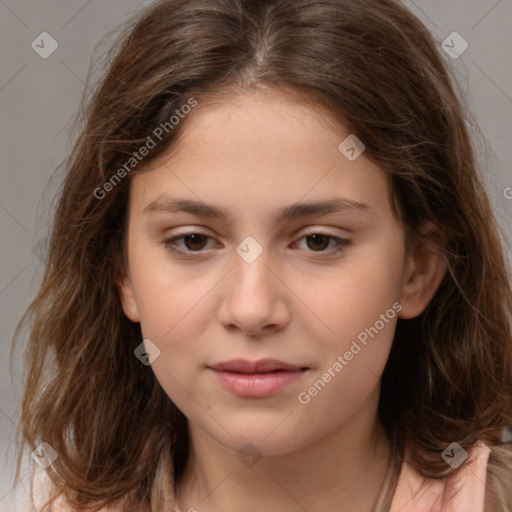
[390,441,492,512]
[485,441,512,512]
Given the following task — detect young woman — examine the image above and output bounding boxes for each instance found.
[12,0,512,510]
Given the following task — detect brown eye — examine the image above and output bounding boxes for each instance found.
[163,230,350,259]
[295,232,350,254]
[305,234,331,251]
[181,234,209,251]
[163,232,214,255]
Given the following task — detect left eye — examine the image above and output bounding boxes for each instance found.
[164,233,215,253]
[293,233,350,253]
[163,232,350,256]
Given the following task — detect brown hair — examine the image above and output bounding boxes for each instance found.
[11,0,512,510]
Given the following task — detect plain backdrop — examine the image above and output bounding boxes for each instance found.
[1,0,511,509]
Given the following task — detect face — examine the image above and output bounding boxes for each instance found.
[117,87,442,456]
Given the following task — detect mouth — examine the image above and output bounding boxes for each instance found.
[207,359,309,398]
[209,358,307,373]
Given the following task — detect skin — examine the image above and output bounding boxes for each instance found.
[117,87,446,512]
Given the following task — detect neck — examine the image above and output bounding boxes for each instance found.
[175,394,392,512]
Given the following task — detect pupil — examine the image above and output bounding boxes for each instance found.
[308,234,329,251]
[185,234,207,251]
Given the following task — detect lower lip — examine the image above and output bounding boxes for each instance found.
[208,368,307,398]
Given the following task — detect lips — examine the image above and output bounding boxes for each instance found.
[207,359,309,398]
[209,358,306,373]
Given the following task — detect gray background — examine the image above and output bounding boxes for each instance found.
[1,0,511,509]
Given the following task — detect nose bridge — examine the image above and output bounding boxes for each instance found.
[218,235,288,334]
[232,235,276,298]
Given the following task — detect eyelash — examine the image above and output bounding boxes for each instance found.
[162,231,351,258]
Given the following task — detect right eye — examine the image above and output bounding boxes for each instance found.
[163,232,216,256]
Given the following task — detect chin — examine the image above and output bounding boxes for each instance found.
[196,413,309,457]
[226,432,304,458]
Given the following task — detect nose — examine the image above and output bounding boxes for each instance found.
[217,244,290,337]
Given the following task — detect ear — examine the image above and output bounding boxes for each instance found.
[116,270,141,323]
[398,224,447,320]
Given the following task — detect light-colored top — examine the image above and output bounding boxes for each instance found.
[389,442,491,511]
[29,442,492,512]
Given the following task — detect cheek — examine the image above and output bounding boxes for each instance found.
[129,243,214,339]
[133,272,211,413]
[296,235,404,411]
[308,239,404,342]
[295,284,399,432]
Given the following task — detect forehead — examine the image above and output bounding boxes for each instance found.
[176,87,345,152]
[128,87,392,221]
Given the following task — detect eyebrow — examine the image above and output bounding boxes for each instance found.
[143,196,373,223]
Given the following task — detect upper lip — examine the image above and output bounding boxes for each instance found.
[209,359,307,373]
